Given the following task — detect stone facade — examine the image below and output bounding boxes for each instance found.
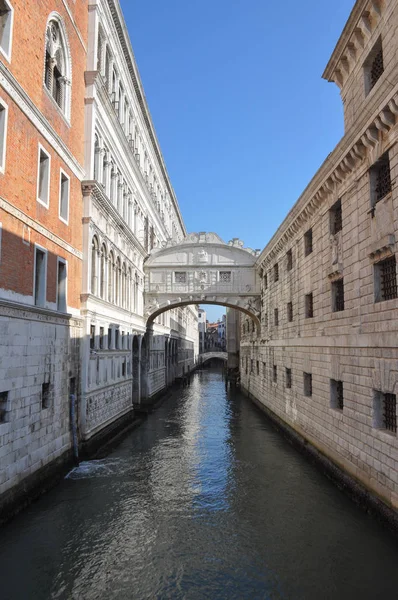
[241,0,398,511]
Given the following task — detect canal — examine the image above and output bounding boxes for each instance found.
[0,368,397,599]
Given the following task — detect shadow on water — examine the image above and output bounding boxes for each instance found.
[0,368,397,600]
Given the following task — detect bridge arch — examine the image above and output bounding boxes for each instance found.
[199,352,228,364]
[144,232,261,331]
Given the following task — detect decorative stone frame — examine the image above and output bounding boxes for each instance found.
[43,12,72,123]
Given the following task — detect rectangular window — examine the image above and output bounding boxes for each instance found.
[41,382,51,409]
[37,145,51,207]
[59,170,70,223]
[285,368,292,389]
[250,359,254,373]
[287,301,293,322]
[374,391,397,434]
[375,255,397,302]
[122,331,125,348]
[286,249,293,271]
[304,372,312,397]
[273,263,279,282]
[90,325,95,349]
[0,97,8,172]
[263,362,266,376]
[330,379,344,410]
[174,271,186,284]
[108,327,112,349]
[0,390,9,423]
[264,273,268,290]
[370,152,391,207]
[245,357,248,374]
[256,360,259,375]
[56,258,67,312]
[364,37,384,96]
[99,327,104,349]
[115,328,120,349]
[273,365,277,383]
[304,228,313,256]
[274,308,279,326]
[332,279,344,312]
[219,271,231,283]
[122,359,126,377]
[329,199,342,234]
[0,0,14,61]
[305,293,313,318]
[263,313,268,327]
[34,246,47,307]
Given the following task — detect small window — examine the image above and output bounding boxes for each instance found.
[286,249,292,271]
[332,279,345,312]
[59,170,70,223]
[285,368,292,389]
[250,359,254,373]
[305,293,314,318]
[122,331,125,348]
[273,263,279,282]
[304,372,312,397]
[287,301,293,322]
[122,359,126,377]
[37,145,51,207]
[304,228,313,256]
[373,391,396,434]
[364,37,384,96]
[264,273,268,290]
[0,390,9,423]
[329,199,342,234]
[331,379,344,410]
[99,327,104,349]
[263,313,268,327]
[174,271,186,284]
[56,259,67,312]
[41,382,51,409]
[0,97,8,172]
[274,308,279,326]
[370,152,391,207]
[273,365,277,383]
[34,246,47,307]
[263,362,266,376]
[219,271,231,283]
[108,327,112,349]
[0,0,14,61]
[90,325,95,349]
[115,329,120,349]
[256,360,259,375]
[245,357,248,374]
[375,255,397,302]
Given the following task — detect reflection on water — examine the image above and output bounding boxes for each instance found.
[0,369,397,600]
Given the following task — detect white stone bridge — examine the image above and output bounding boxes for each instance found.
[198,352,228,363]
[144,232,261,329]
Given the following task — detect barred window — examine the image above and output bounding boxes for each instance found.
[174,271,187,284]
[370,152,391,207]
[332,279,345,312]
[329,199,342,234]
[375,256,397,302]
[0,390,9,423]
[305,293,313,318]
[273,365,277,383]
[274,263,279,282]
[256,361,259,375]
[364,38,384,95]
[331,379,344,410]
[264,273,268,290]
[374,391,396,434]
[219,271,231,283]
[286,368,292,389]
[274,308,279,326]
[304,372,312,397]
[286,249,293,271]
[304,228,313,256]
[287,301,293,322]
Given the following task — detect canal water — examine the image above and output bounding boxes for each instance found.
[0,368,397,600]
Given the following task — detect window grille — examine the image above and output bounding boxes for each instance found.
[304,228,313,256]
[332,279,345,312]
[384,393,397,433]
[286,249,293,271]
[305,293,313,318]
[273,365,277,383]
[331,379,344,410]
[274,308,279,326]
[0,390,8,423]
[264,273,268,290]
[256,361,259,375]
[108,328,112,349]
[41,382,50,409]
[304,372,312,397]
[174,271,187,284]
[330,199,342,234]
[251,359,254,373]
[370,47,384,90]
[380,256,397,301]
[286,368,292,389]
[374,154,391,204]
[90,325,95,349]
[274,263,279,282]
[219,271,231,283]
[287,301,293,322]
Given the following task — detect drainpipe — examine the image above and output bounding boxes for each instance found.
[70,393,79,464]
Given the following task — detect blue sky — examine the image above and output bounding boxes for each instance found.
[120,0,355,322]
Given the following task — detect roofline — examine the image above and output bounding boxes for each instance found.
[322,0,368,81]
[107,0,186,235]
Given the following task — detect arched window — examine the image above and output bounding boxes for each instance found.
[91,236,99,295]
[44,17,71,118]
[108,251,115,303]
[115,257,121,305]
[134,272,139,313]
[128,267,132,310]
[122,263,127,308]
[100,244,107,299]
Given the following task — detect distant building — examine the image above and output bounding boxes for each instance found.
[217,315,226,351]
[198,307,206,353]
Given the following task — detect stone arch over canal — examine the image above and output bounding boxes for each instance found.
[144,232,262,330]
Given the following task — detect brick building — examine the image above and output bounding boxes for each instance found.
[241,0,398,511]
[0,1,87,510]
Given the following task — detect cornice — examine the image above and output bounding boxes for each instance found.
[0,63,85,180]
[106,0,186,236]
[257,85,398,270]
[0,298,82,327]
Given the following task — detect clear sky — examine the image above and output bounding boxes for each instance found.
[120,0,355,321]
